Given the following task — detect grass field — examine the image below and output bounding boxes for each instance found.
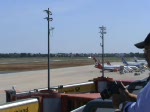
[0,57,133,73]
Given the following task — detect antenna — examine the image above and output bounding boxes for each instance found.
[50,27,55,36]
[99,26,106,77]
[44,8,53,91]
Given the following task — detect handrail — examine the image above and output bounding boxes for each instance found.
[82,98,113,112]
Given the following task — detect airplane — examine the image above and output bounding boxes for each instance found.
[134,56,148,66]
[121,57,146,73]
[106,61,134,73]
[92,57,120,72]
[95,63,120,72]
[134,56,146,62]
[92,57,141,73]
[122,57,143,67]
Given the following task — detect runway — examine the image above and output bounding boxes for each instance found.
[0,62,149,104]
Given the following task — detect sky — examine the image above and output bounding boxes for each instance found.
[0,0,150,54]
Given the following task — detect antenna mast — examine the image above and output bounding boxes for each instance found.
[99,26,106,77]
[44,8,53,91]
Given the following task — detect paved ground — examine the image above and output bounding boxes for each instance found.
[0,62,149,104]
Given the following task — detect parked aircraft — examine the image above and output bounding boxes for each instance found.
[134,56,147,66]
[92,57,143,73]
[106,61,134,73]
[92,57,120,72]
[95,63,120,72]
[122,57,143,68]
[121,57,146,73]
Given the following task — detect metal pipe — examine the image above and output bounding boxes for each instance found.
[99,26,106,77]
[44,8,53,91]
[47,8,50,91]
[83,99,113,112]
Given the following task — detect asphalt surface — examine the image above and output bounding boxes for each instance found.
[0,62,149,105]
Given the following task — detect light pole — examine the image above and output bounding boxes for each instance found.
[44,8,53,91]
[99,26,106,77]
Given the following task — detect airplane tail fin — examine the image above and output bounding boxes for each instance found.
[106,61,111,65]
[92,57,101,63]
[92,57,102,69]
[92,57,97,63]
[134,56,138,62]
[122,57,128,65]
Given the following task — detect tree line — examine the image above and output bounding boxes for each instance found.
[0,52,144,58]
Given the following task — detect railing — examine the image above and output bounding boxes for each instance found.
[82,99,114,112]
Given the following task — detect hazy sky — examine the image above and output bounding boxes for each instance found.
[0,0,150,53]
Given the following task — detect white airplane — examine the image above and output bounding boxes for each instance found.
[121,57,144,68]
[106,61,134,73]
[134,56,147,66]
[92,57,141,73]
[95,63,120,72]
[92,57,120,72]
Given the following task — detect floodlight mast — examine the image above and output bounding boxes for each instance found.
[44,8,53,91]
[99,26,106,77]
